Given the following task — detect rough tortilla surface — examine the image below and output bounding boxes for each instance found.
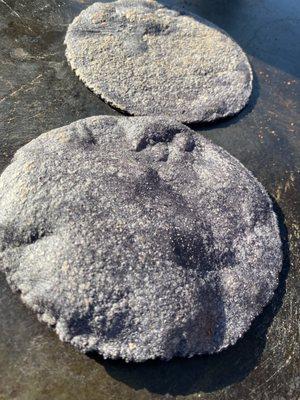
[0,116,281,362]
[64,0,253,123]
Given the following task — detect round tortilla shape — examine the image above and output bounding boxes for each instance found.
[0,116,281,362]
[64,0,253,124]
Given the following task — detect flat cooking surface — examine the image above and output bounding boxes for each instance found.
[0,1,299,399]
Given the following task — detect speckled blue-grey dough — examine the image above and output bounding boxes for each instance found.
[64,0,253,124]
[0,116,281,362]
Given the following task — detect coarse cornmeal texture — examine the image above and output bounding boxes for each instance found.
[0,116,281,362]
[65,0,253,124]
